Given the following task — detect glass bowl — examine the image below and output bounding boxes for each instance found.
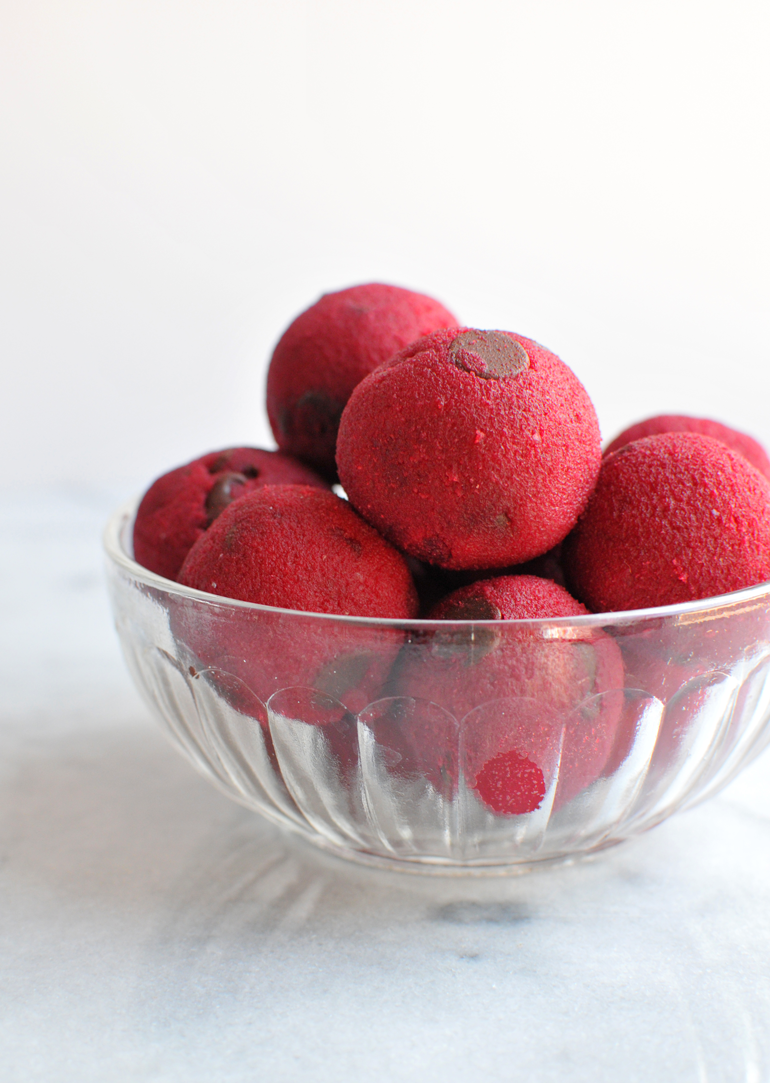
[104,499,770,873]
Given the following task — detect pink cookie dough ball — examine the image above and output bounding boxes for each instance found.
[133,447,329,581]
[605,414,770,480]
[267,282,459,479]
[385,575,624,813]
[336,327,602,570]
[564,432,770,613]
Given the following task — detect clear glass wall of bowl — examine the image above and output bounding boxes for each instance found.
[105,503,770,872]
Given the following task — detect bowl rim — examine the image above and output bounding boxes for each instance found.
[104,497,770,630]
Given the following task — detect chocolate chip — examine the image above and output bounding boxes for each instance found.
[207,449,238,474]
[209,450,260,478]
[205,472,248,525]
[441,596,502,622]
[449,330,529,380]
[290,391,344,438]
[431,594,503,664]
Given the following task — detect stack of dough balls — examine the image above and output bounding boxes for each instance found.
[132,281,770,818]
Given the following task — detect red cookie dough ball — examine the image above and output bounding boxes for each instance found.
[564,432,770,613]
[179,484,418,617]
[175,486,419,724]
[385,575,624,812]
[133,447,329,581]
[605,414,770,480]
[267,283,459,479]
[336,328,602,570]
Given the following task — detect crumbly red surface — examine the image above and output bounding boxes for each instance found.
[336,328,602,570]
[267,282,458,478]
[429,573,585,622]
[178,484,419,619]
[387,575,624,812]
[604,414,770,479]
[133,447,328,581]
[564,432,770,612]
[408,543,568,616]
[174,485,418,723]
[474,749,547,816]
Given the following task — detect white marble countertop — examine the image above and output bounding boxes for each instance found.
[3,488,770,1082]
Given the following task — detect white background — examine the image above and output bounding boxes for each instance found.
[2,0,769,492]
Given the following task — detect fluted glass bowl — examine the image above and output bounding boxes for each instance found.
[104,500,770,873]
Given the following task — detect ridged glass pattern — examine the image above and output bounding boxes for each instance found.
[105,503,770,872]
